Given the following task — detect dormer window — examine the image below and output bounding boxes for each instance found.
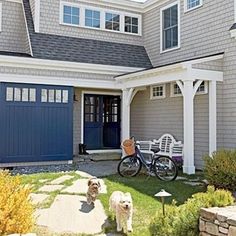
[185,0,203,12]
[125,16,139,34]
[105,13,120,31]
[63,5,80,26]
[85,9,100,28]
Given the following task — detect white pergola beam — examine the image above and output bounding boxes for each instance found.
[191,69,223,81]
[209,81,217,155]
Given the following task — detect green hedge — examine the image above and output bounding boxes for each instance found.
[204,149,236,191]
[149,186,234,236]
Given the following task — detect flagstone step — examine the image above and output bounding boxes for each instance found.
[29,193,49,205]
[38,185,64,192]
[50,175,74,185]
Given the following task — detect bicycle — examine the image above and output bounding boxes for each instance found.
[118,139,178,181]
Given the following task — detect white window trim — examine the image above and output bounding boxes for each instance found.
[0,2,2,32]
[170,81,208,97]
[160,1,181,54]
[150,84,166,100]
[59,1,142,36]
[184,0,203,13]
[170,82,182,97]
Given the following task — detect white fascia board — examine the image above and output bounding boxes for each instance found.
[182,54,224,66]
[0,55,143,76]
[0,73,120,89]
[116,63,184,82]
[120,69,189,89]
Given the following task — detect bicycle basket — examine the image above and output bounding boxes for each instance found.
[121,139,135,155]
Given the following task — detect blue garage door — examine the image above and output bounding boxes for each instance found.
[0,83,73,163]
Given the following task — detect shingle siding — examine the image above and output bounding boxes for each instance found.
[39,0,143,46]
[0,1,30,54]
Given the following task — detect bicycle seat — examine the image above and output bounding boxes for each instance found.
[151,148,160,153]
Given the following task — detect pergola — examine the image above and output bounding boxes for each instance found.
[116,54,224,175]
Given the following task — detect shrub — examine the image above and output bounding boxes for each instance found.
[204,149,236,191]
[0,171,34,235]
[149,186,234,236]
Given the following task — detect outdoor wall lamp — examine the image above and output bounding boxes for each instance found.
[154,189,172,217]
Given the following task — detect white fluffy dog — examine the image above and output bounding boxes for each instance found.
[109,191,133,233]
[86,177,101,205]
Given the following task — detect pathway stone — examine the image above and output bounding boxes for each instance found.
[39,179,49,183]
[176,176,188,181]
[62,179,107,194]
[8,234,36,236]
[29,193,49,205]
[50,175,74,185]
[75,170,94,178]
[38,185,64,192]
[35,195,107,234]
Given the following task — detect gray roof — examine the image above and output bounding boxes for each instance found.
[22,0,152,68]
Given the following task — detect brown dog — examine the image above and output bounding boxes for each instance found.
[86,177,101,205]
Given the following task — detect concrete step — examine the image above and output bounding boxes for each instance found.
[73,152,121,163]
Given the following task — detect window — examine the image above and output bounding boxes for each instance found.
[150,84,166,99]
[196,81,208,94]
[6,87,36,102]
[63,5,80,25]
[185,0,202,12]
[125,16,139,34]
[105,13,120,31]
[161,2,180,52]
[85,9,100,28]
[41,89,68,103]
[171,83,182,97]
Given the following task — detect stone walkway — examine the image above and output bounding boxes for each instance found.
[30,165,115,235]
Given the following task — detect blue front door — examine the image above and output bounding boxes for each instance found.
[84,94,121,149]
[0,83,73,163]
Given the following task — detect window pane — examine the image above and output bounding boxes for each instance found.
[56,90,62,103]
[41,89,47,103]
[63,90,68,103]
[85,9,92,18]
[164,8,171,28]
[172,26,178,47]
[22,88,29,102]
[72,7,79,16]
[125,24,132,33]
[6,87,13,101]
[105,21,112,30]
[132,17,138,26]
[29,88,36,102]
[64,15,71,24]
[171,5,178,26]
[64,6,71,15]
[113,15,120,23]
[72,16,79,25]
[125,16,131,24]
[85,18,92,27]
[106,13,113,21]
[164,29,172,49]
[93,11,100,19]
[14,88,21,101]
[132,25,138,34]
[113,23,120,31]
[93,19,100,28]
[48,90,55,103]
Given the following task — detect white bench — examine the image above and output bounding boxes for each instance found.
[137,134,183,159]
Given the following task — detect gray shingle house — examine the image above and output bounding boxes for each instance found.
[0,0,235,174]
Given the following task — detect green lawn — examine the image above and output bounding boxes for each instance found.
[19,171,205,236]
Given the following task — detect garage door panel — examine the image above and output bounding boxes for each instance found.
[0,83,73,163]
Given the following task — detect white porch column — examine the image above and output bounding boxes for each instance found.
[183,80,195,175]
[121,89,131,141]
[209,80,217,155]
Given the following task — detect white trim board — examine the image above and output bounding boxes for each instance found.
[0,55,142,76]
[80,90,122,144]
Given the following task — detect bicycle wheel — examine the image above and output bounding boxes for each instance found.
[117,155,142,177]
[154,156,178,181]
